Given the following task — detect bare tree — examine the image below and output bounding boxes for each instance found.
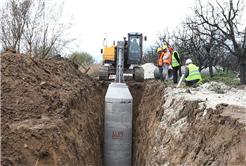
[219,50,239,74]
[174,26,204,69]
[173,27,192,61]
[0,0,76,58]
[155,28,173,49]
[182,7,231,77]
[0,0,31,52]
[190,0,246,84]
[143,46,158,64]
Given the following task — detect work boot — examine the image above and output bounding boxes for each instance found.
[183,84,190,87]
[192,83,197,88]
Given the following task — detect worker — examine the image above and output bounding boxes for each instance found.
[184,59,202,86]
[130,39,140,58]
[157,47,164,83]
[169,47,181,84]
[162,45,171,82]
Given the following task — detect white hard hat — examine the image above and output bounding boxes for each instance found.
[186,59,192,64]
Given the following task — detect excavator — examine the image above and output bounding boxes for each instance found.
[99,32,147,82]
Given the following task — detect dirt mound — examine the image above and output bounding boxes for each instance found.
[1,51,108,165]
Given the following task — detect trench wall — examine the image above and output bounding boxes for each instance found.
[132,84,246,166]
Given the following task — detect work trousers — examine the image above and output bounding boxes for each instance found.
[158,66,164,82]
[163,63,169,82]
[172,66,179,84]
[184,79,200,85]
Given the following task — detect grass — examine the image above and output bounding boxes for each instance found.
[174,69,240,87]
[201,74,240,86]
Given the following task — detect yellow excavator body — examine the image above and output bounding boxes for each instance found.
[103,45,115,62]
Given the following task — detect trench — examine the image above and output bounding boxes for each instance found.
[2,78,245,166]
[96,80,246,166]
[2,67,246,166]
[95,81,147,166]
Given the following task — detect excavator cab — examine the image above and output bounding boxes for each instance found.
[127,33,144,65]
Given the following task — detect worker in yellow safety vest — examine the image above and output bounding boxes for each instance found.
[169,47,181,84]
[162,45,171,82]
[157,48,164,82]
[184,59,202,86]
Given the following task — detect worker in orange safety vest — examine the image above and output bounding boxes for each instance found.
[162,45,171,82]
[157,48,164,82]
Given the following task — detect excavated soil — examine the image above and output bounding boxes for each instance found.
[1,50,246,166]
[1,51,108,166]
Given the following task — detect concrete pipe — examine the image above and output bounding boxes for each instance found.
[181,66,216,76]
[104,82,133,166]
[167,66,173,80]
[154,67,173,80]
[201,66,216,76]
[154,67,160,79]
[181,66,185,74]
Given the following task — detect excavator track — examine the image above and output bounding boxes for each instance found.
[133,67,144,82]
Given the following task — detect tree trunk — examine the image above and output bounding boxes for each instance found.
[199,61,203,72]
[208,56,213,78]
[239,55,246,85]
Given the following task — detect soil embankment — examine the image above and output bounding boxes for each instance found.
[1,51,108,165]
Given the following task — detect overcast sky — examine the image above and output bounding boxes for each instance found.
[63,0,197,60]
[2,0,245,60]
[62,0,246,60]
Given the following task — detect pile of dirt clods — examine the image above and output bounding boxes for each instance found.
[1,50,107,166]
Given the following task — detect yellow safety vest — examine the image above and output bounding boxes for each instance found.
[186,64,202,83]
[171,51,180,67]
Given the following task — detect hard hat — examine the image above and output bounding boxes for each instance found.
[186,59,192,64]
[157,48,162,52]
[169,47,173,51]
[163,45,167,49]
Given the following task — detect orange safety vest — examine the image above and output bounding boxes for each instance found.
[158,52,164,66]
[163,52,171,65]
